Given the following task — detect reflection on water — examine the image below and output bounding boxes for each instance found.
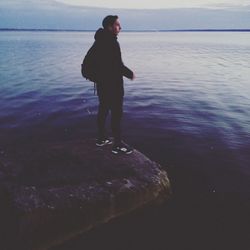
[0,31,250,193]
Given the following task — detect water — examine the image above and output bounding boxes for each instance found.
[0,31,250,195]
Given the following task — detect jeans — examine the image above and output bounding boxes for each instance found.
[97,92,123,145]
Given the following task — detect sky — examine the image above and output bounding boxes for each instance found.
[55,0,250,9]
[1,0,249,29]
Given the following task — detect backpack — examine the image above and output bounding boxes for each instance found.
[81,43,98,83]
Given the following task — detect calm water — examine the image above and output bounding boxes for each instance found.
[0,31,250,194]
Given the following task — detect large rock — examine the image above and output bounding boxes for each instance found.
[0,139,171,250]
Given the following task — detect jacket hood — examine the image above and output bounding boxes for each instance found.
[94,28,117,41]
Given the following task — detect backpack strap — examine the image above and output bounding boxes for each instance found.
[94,82,96,95]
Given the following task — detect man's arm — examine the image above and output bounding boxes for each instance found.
[122,63,134,80]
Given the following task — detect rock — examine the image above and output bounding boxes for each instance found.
[0,139,171,250]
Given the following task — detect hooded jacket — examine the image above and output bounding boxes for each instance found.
[93,28,133,96]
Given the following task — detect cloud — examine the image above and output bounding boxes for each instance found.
[0,0,250,29]
[54,0,250,9]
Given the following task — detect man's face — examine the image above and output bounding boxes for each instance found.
[109,19,121,36]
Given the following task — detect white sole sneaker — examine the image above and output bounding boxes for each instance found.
[96,139,112,147]
[112,146,133,155]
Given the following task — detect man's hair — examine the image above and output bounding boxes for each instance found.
[102,15,118,29]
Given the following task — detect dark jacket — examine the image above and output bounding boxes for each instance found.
[93,28,133,96]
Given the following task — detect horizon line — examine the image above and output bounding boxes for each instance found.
[1,28,250,32]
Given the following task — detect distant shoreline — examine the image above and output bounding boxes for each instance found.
[1,28,250,32]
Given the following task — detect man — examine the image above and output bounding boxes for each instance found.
[93,15,135,154]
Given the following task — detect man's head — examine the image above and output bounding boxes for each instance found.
[102,15,121,36]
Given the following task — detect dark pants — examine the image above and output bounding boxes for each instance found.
[97,92,123,145]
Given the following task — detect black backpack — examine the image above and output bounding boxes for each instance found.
[81,43,98,83]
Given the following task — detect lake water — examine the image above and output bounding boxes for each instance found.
[0,31,250,195]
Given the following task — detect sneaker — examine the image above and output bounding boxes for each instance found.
[112,142,133,155]
[96,138,112,147]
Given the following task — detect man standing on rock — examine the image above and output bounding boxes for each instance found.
[92,15,135,154]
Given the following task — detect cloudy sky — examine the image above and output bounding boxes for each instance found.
[1,0,249,29]
[55,0,250,9]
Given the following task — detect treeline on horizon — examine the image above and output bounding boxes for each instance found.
[1,28,250,32]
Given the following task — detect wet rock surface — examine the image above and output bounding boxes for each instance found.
[0,139,171,250]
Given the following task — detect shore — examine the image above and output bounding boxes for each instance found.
[0,139,171,250]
